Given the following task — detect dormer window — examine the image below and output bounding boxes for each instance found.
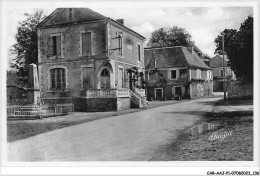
[68,8,74,20]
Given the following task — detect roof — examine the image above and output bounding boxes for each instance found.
[192,45,202,53]
[210,55,228,67]
[144,46,211,70]
[7,85,27,90]
[36,8,145,40]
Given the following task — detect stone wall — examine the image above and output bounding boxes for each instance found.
[117,97,131,111]
[227,81,253,100]
[74,97,130,112]
[42,98,73,105]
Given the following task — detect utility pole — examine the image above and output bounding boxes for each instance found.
[222,32,227,101]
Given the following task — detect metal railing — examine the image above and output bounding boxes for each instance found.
[86,89,130,98]
[7,103,74,119]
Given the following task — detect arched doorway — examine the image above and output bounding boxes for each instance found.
[100,68,110,89]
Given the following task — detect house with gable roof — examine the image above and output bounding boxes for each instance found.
[210,55,236,91]
[144,46,213,100]
[36,8,146,111]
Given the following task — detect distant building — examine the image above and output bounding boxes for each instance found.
[36,8,146,111]
[7,85,28,105]
[144,46,213,100]
[210,55,236,91]
[6,71,28,105]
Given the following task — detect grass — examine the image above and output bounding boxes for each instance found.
[151,99,253,161]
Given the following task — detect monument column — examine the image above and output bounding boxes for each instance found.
[27,63,40,104]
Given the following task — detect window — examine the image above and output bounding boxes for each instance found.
[101,68,110,89]
[48,33,63,59]
[101,69,110,77]
[68,8,74,20]
[118,68,124,88]
[220,70,223,77]
[137,44,141,61]
[179,69,187,78]
[197,69,201,79]
[82,67,93,89]
[82,32,92,56]
[171,70,177,79]
[51,35,61,56]
[50,68,66,89]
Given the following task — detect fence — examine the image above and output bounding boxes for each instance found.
[86,89,130,98]
[7,103,74,119]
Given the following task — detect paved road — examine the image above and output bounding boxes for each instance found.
[8,97,220,161]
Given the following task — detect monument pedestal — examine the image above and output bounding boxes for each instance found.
[27,88,40,105]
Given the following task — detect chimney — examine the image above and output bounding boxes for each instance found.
[116,19,124,25]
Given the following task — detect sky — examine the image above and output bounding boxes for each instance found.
[2,1,254,69]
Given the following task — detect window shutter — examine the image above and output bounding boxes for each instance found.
[82,32,91,56]
[56,35,61,56]
[79,33,82,57]
[83,67,94,89]
[61,34,64,58]
[47,36,53,57]
[91,31,96,55]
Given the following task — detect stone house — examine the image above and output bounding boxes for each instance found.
[144,46,213,100]
[210,55,236,91]
[36,8,146,111]
[7,85,28,105]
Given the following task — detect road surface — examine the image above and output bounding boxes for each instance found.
[8,97,219,161]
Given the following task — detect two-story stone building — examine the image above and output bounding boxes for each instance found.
[144,46,213,100]
[210,55,236,91]
[36,8,146,111]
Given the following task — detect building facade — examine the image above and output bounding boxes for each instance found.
[36,8,146,111]
[144,46,213,100]
[210,55,236,91]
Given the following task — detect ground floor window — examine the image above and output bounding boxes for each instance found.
[50,68,66,89]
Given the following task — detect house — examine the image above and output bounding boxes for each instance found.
[144,46,213,100]
[210,55,236,91]
[36,8,146,111]
[7,85,28,105]
[6,71,28,105]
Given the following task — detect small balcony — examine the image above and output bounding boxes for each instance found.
[86,89,130,98]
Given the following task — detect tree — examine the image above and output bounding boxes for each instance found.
[147,26,195,47]
[214,16,253,82]
[11,10,47,77]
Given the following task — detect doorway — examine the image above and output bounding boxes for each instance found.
[175,87,182,97]
[100,68,110,89]
[154,88,163,100]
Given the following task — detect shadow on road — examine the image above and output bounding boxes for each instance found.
[163,110,208,116]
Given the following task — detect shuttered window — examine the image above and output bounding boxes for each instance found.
[82,32,91,56]
[51,36,61,56]
[82,67,93,89]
